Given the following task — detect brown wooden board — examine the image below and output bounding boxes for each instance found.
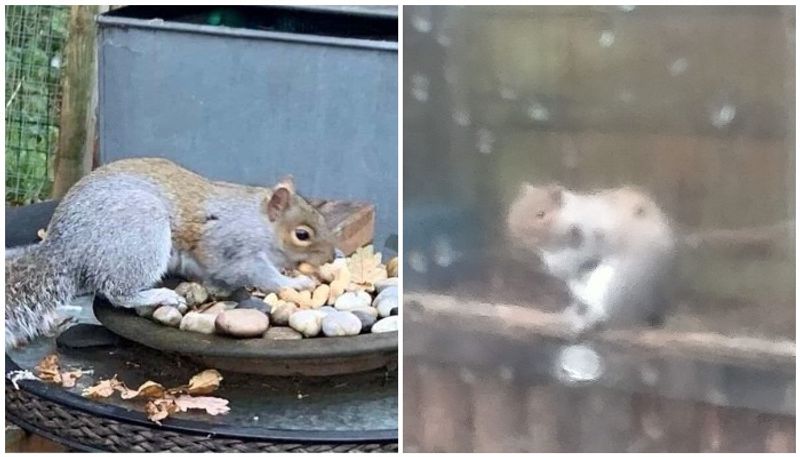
[312,199,375,256]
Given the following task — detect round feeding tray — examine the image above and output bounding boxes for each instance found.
[93,299,398,377]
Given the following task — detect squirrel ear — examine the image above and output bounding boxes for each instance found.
[274,175,296,194]
[266,187,291,222]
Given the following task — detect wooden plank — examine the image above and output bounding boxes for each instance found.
[53,6,100,198]
[415,363,474,452]
[405,292,795,371]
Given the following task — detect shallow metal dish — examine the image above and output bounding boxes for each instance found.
[94,298,397,376]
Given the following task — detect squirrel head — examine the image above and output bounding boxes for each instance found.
[263,176,336,267]
[506,182,566,249]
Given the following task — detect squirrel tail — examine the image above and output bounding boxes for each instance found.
[5,243,77,349]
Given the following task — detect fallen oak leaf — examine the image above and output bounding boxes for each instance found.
[34,354,62,384]
[82,376,125,399]
[347,245,387,290]
[60,369,86,388]
[173,395,230,416]
[145,398,179,424]
[187,369,223,395]
[120,380,166,400]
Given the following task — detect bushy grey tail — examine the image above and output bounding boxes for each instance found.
[5,243,76,349]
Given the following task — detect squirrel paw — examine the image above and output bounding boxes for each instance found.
[108,288,187,309]
[285,275,316,291]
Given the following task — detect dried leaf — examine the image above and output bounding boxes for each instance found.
[82,377,125,398]
[60,369,85,388]
[145,398,179,424]
[34,354,62,384]
[347,245,387,290]
[120,380,166,400]
[173,395,230,416]
[187,369,222,395]
[387,256,398,278]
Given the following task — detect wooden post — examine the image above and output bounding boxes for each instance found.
[52,5,101,198]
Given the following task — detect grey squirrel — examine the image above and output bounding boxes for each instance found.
[506,183,677,334]
[6,158,336,348]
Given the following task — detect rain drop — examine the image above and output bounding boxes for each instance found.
[436,33,452,47]
[453,109,471,127]
[556,344,604,384]
[669,57,689,76]
[407,251,428,273]
[50,55,61,69]
[599,30,615,48]
[618,5,637,12]
[527,102,551,122]
[499,87,518,100]
[710,103,736,128]
[618,88,635,104]
[411,15,432,33]
[432,235,459,267]
[411,73,430,102]
[476,128,495,154]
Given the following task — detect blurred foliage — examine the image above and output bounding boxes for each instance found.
[5,5,69,205]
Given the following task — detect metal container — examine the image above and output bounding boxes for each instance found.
[96,6,397,247]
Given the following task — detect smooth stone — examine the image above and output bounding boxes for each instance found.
[371,316,398,333]
[351,310,377,333]
[230,287,252,303]
[180,312,216,334]
[334,290,372,311]
[317,306,338,315]
[56,324,120,349]
[237,298,271,314]
[374,286,399,318]
[153,306,182,327]
[288,310,325,337]
[263,326,303,340]
[135,305,158,318]
[270,301,298,326]
[374,277,398,293]
[215,309,270,338]
[321,311,362,337]
[350,306,378,318]
[174,282,209,307]
[201,301,237,316]
[177,303,189,315]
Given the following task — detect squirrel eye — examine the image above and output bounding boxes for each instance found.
[536,210,546,219]
[292,225,314,246]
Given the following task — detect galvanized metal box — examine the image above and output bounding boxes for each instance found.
[97,6,397,247]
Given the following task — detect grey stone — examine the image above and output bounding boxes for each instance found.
[215,309,270,338]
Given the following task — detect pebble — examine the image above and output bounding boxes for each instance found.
[201,301,237,316]
[153,306,182,327]
[174,282,209,307]
[288,310,325,337]
[237,298,271,314]
[351,309,377,333]
[371,316,398,333]
[230,287,252,303]
[351,306,378,318]
[263,326,303,340]
[322,311,362,337]
[334,290,372,311]
[270,301,298,326]
[374,277,398,293]
[374,286,398,318]
[215,309,270,338]
[317,306,338,316]
[177,303,189,315]
[180,312,217,334]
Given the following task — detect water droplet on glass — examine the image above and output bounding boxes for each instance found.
[556,344,604,384]
[639,364,659,386]
[50,55,61,69]
[499,87,518,100]
[443,65,458,85]
[452,109,471,127]
[710,103,736,128]
[407,250,428,273]
[432,235,459,267]
[411,73,430,102]
[499,365,514,382]
[476,128,495,154]
[618,5,637,12]
[669,57,689,76]
[411,15,432,33]
[527,102,551,122]
[436,33,451,47]
[599,30,615,48]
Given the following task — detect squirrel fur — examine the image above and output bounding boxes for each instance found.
[6,158,336,348]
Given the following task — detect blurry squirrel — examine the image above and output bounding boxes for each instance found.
[6,157,336,348]
[507,183,676,334]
